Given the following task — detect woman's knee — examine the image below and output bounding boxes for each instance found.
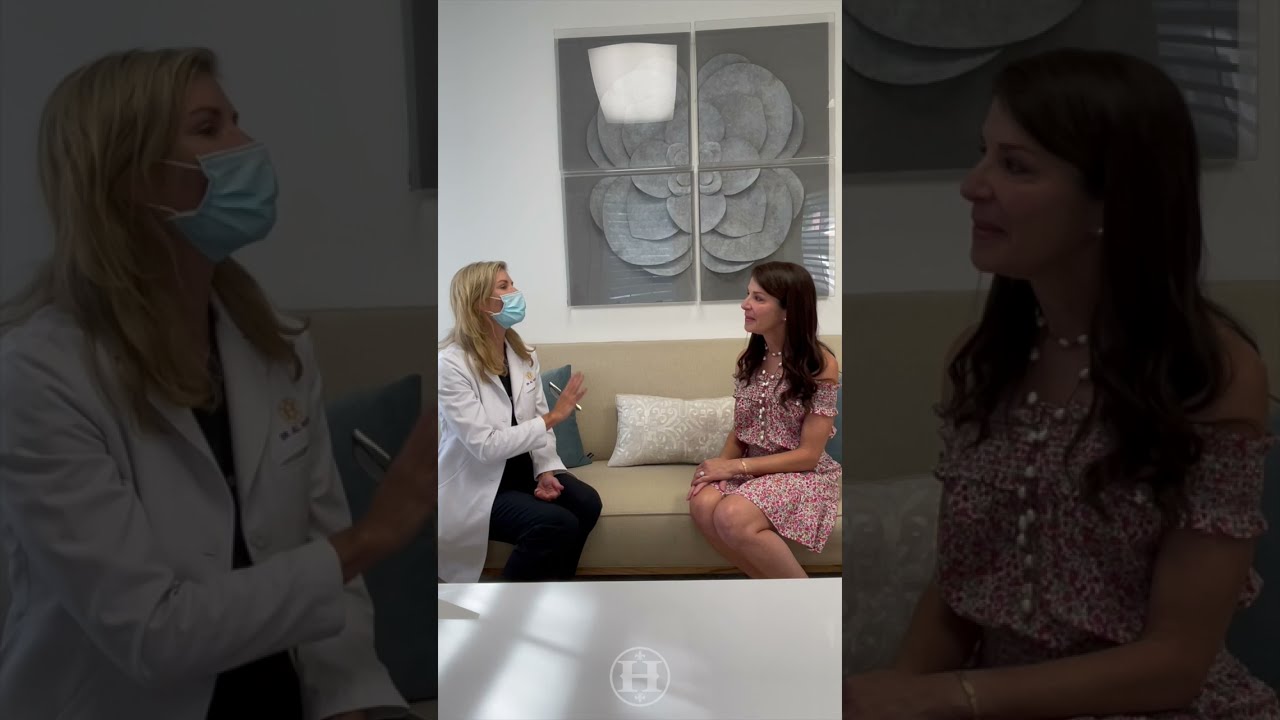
[688,488,719,522]
[712,498,760,542]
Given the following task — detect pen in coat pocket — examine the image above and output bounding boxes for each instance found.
[546,381,584,411]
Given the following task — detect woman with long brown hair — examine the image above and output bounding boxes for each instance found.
[688,261,841,579]
[845,49,1279,719]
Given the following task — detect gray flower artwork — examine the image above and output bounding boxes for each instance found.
[558,22,832,306]
[587,53,805,278]
[845,0,1083,85]
[844,0,1256,173]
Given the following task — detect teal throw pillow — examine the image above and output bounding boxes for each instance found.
[325,374,436,701]
[540,364,592,468]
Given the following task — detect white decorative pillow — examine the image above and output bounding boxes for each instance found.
[608,394,735,467]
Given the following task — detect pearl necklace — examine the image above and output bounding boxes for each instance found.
[755,350,785,444]
[1015,320,1091,617]
[758,346,784,384]
[1035,312,1089,349]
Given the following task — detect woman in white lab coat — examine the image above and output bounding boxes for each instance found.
[0,48,435,720]
[437,261,598,584]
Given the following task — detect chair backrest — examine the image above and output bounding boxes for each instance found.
[1225,407,1280,691]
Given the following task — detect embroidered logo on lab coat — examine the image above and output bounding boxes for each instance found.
[275,398,311,463]
[277,398,310,441]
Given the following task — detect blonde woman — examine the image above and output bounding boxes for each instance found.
[0,49,435,720]
[437,261,597,583]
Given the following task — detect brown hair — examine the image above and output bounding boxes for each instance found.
[943,48,1259,512]
[734,261,833,408]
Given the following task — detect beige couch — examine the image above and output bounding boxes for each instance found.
[485,335,845,575]
[304,311,844,575]
[840,282,1280,673]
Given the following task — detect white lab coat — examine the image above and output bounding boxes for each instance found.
[437,342,566,583]
[0,299,406,720]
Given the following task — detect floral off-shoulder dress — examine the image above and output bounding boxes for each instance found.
[935,399,1280,719]
[716,372,842,553]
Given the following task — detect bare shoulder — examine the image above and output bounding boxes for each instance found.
[817,346,839,382]
[1191,320,1270,428]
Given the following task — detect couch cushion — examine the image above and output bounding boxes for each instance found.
[533,335,842,461]
[326,374,436,702]
[843,474,942,674]
[574,461,703,516]
[486,460,843,570]
[539,364,592,468]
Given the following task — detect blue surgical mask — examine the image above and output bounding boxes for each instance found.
[489,291,526,328]
[150,142,279,262]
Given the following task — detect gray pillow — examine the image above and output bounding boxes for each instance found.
[843,474,941,674]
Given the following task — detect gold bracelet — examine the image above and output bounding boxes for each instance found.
[739,458,749,475]
[955,671,979,719]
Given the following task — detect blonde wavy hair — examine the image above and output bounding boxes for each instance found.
[0,47,305,427]
[440,261,532,377]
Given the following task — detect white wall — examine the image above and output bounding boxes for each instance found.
[0,0,434,310]
[845,0,1280,294]
[437,0,843,344]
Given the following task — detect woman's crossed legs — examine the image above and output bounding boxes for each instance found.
[689,487,808,579]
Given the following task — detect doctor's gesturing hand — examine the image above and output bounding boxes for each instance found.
[542,370,588,429]
[535,372,586,501]
[329,411,438,582]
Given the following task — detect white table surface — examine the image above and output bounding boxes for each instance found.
[438,577,841,720]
